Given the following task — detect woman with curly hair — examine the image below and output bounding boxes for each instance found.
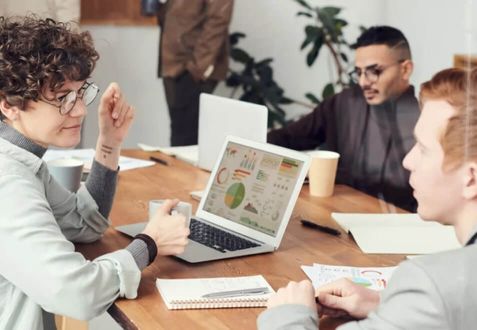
[0,16,189,329]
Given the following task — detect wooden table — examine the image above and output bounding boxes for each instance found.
[76,150,406,330]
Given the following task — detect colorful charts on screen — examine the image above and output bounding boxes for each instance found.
[224,182,245,209]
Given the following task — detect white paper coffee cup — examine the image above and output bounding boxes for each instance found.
[308,151,340,197]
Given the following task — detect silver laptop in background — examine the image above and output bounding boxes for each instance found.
[176,136,310,263]
[197,94,268,171]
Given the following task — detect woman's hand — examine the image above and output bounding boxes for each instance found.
[97,82,135,148]
[94,82,135,169]
[142,199,190,256]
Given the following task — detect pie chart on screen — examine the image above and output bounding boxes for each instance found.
[224,182,245,209]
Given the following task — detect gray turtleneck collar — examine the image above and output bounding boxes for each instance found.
[0,121,47,158]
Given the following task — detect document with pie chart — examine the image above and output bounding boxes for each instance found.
[203,142,304,237]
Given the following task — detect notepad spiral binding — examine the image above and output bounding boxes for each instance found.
[169,297,268,309]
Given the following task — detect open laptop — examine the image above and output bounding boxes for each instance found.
[178,135,310,262]
[197,94,268,171]
[115,136,310,263]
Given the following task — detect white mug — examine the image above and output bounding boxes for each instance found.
[149,200,192,227]
[47,158,84,192]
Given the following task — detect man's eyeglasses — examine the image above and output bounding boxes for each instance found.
[39,81,100,115]
[350,60,406,84]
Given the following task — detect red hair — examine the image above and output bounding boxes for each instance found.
[420,68,477,169]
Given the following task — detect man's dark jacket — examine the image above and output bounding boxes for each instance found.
[268,85,419,211]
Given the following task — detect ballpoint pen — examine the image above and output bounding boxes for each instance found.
[300,219,341,236]
[202,287,270,299]
[149,156,169,166]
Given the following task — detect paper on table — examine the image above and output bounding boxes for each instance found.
[332,213,430,232]
[301,265,319,287]
[44,149,155,172]
[302,263,396,290]
[138,143,199,166]
[350,226,460,254]
[332,213,461,254]
[156,275,274,310]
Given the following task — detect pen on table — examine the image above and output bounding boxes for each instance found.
[300,219,341,236]
[201,287,270,299]
[149,156,169,166]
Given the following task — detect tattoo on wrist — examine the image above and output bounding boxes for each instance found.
[100,144,113,158]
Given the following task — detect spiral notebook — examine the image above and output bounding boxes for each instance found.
[156,275,274,310]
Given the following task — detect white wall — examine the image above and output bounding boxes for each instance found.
[385,0,477,91]
[81,0,476,148]
[81,26,167,148]
[216,0,385,120]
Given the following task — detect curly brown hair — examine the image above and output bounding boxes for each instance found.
[0,16,99,120]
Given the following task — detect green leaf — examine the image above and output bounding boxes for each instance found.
[301,26,323,50]
[335,18,348,30]
[317,8,335,35]
[256,65,273,84]
[256,58,274,67]
[230,48,252,64]
[297,11,313,18]
[322,83,335,99]
[321,6,341,17]
[280,96,294,105]
[293,0,313,10]
[317,7,344,42]
[225,72,241,87]
[305,92,321,104]
[340,52,348,62]
[306,37,323,66]
[229,32,246,46]
[304,25,321,37]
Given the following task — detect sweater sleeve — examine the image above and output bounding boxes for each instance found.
[267,94,335,151]
[257,304,318,330]
[85,159,118,218]
[338,261,448,330]
[257,261,448,330]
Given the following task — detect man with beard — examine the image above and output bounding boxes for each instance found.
[268,26,418,211]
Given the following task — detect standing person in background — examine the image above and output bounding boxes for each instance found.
[0,0,80,27]
[156,0,234,146]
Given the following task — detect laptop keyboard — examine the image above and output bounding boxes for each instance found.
[189,218,260,253]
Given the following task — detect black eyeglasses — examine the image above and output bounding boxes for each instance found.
[350,60,406,84]
[39,81,100,115]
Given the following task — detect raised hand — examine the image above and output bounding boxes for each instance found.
[97,82,135,149]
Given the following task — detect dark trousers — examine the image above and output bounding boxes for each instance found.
[163,72,217,146]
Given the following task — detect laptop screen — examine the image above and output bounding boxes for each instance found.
[202,141,305,237]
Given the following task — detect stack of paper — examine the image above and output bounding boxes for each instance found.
[138,143,199,166]
[302,263,396,290]
[332,213,461,254]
